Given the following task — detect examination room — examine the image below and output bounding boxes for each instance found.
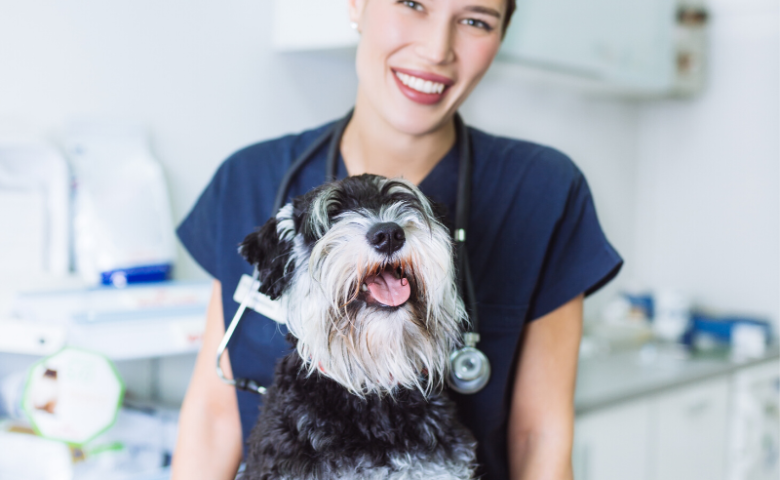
[0,1,777,479]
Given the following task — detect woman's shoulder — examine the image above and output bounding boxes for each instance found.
[216,120,338,181]
[468,126,584,186]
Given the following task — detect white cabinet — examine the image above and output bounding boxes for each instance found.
[651,377,730,480]
[574,399,651,480]
[271,0,707,95]
[500,0,668,92]
[728,361,780,480]
[499,0,707,95]
[575,376,731,480]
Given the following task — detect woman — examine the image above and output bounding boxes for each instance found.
[172,1,622,479]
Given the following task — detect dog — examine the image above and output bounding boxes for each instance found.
[238,174,477,480]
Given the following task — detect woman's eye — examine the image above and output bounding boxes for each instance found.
[461,18,493,32]
[399,0,424,12]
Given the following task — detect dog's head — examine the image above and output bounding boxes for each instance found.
[240,174,466,397]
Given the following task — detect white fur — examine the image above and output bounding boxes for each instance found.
[272,454,473,480]
[277,177,467,397]
[275,203,296,241]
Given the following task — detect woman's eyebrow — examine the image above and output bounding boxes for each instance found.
[464,5,502,18]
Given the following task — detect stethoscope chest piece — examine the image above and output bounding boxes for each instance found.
[447,332,491,394]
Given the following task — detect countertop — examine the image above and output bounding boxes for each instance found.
[574,345,779,415]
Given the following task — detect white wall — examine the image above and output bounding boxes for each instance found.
[0,0,360,281]
[0,0,636,301]
[633,0,779,325]
[0,0,641,401]
[0,0,359,402]
[4,0,774,401]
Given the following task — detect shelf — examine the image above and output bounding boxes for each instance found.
[0,281,211,360]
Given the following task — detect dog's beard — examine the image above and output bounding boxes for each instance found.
[281,204,466,397]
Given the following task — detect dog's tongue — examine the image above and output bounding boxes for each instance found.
[365,271,411,307]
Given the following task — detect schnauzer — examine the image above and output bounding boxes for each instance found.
[238,174,476,479]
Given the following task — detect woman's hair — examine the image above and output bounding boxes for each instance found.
[502,0,516,39]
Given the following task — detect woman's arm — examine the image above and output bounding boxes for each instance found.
[507,294,584,480]
[171,280,244,480]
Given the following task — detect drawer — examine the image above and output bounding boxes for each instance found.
[574,398,651,480]
[651,377,730,480]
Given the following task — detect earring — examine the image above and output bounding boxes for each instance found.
[350,21,359,30]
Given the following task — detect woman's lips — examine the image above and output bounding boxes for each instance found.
[392,68,454,105]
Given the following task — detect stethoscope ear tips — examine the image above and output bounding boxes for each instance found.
[447,346,491,394]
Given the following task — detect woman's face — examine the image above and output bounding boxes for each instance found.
[349,0,505,136]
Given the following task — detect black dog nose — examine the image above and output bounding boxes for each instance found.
[366,222,405,254]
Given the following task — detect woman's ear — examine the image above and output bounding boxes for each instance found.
[239,215,294,300]
[347,0,366,27]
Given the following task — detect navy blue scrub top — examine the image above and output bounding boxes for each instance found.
[177,118,623,480]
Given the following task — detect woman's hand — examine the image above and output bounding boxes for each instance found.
[507,294,584,480]
[171,280,244,480]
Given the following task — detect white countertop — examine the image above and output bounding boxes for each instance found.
[574,345,779,414]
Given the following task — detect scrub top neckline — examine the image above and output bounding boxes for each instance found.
[175,119,624,480]
[335,141,460,221]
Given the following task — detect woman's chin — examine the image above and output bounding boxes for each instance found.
[355,75,459,137]
[382,103,456,137]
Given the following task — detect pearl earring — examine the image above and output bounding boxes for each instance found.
[350,21,359,30]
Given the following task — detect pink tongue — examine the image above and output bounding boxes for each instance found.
[365,271,411,307]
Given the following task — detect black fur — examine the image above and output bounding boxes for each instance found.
[239,174,474,479]
[242,339,476,479]
[240,174,451,300]
[239,217,294,300]
[293,174,442,247]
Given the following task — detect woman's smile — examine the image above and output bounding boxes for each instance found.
[392,67,455,104]
[350,0,505,135]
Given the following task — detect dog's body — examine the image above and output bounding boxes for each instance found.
[239,174,476,479]
[242,346,474,480]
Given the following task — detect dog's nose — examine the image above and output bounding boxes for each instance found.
[366,222,405,254]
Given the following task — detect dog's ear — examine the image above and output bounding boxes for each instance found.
[290,184,332,244]
[239,214,294,300]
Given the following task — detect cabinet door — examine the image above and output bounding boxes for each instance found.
[728,360,780,480]
[652,377,729,480]
[499,0,678,91]
[574,399,651,480]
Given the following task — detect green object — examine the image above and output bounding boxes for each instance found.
[85,441,125,456]
[22,347,125,446]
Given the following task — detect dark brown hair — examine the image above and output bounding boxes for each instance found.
[502,0,516,39]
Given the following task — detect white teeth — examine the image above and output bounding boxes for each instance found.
[361,283,368,292]
[395,71,446,95]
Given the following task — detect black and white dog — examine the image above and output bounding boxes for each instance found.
[239,174,476,480]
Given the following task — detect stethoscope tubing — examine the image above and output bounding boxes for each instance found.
[215,269,267,394]
[216,109,486,394]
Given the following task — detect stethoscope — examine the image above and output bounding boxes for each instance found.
[216,110,491,395]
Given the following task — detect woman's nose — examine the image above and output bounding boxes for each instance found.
[415,22,455,65]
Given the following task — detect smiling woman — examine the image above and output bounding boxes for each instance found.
[346,0,505,159]
[171,1,621,479]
